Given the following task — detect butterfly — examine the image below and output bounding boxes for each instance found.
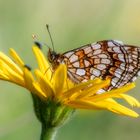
[47,40,140,91]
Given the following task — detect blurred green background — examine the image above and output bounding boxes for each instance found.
[0,0,140,140]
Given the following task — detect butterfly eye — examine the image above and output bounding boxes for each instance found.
[48,49,57,63]
[51,51,57,60]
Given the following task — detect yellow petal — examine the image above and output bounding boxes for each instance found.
[90,83,135,102]
[32,82,47,98]
[62,79,102,99]
[69,99,139,117]
[63,78,75,91]
[23,68,34,90]
[9,48,24,68]
[76,79,110,99]
[34,69,54,97]
[93,99,139,117]
[52,64,67,96]
[0,52,23,76]
[32,45,52,79]
[0,60,24,86]
[0,69,9,80]
[119,94,140,107]
[105,101,139,117]
[65,100,102,110]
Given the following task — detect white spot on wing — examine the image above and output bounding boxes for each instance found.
[118,54,125,62]
[73,61,80,67]
[129,65,134,72]
[111,81,116,86]
[120,63,125,70]
[132,51,138,55]
[111,77,120,87]
[108,41,115,47]
[93,49,101,55]
[114,72,121,78]
[101,59,110,64]
[84,60,90,67]
[113,47,122,53]
[84,47,92,54]
[96,64,106,70]
[97,54,107,58]
[116,68,123,74]
[90,68,101,76]
[90,75,95,79]
[112,77,119,82]
[87,53,93,57]
[92,43,101,50]
[132,55,137,59]
[64,51,73,58]
[76,69,86,76]
[69,54,78,62]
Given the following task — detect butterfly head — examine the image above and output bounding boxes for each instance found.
[47,48,62,69]
[48,48,57,62]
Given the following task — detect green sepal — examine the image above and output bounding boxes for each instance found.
[31,93,75,140]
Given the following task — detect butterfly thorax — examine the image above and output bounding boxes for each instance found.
[47,48,64,69]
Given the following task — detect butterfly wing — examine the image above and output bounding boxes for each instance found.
[62,40,140,91]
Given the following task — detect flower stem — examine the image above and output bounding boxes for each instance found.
[40,125,57,140]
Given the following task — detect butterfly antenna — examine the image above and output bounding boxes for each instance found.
[46,24,55,51]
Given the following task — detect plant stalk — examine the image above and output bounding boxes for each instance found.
[40,125,57,140]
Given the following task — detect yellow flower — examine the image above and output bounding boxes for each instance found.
[0,44,140,118]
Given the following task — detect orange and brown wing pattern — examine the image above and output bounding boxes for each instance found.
[60,40,140,91]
